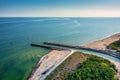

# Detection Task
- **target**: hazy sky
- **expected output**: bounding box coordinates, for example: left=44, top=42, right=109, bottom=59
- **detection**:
left=0, top=0, right=120, bottom=17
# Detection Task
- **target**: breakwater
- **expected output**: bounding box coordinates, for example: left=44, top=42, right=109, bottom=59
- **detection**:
left=43, top=42, right=120, bottom=59
left=31, top=43, right=67, bottom=50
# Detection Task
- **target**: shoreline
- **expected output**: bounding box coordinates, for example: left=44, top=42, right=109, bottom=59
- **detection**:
left=28, top=49, right=120, bottom=80
left=28, top=33, right=120, bottom=80
left=81, top=33, right=120, bottom=59
left=82, top=33, right=120, bottom=51
left=28, top=50, right=74, bottom=80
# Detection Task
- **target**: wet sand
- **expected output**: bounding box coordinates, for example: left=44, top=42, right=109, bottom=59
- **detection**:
left=28, top=50, right=73, bottom=80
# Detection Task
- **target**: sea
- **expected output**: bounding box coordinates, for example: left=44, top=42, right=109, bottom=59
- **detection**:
left=0, top=17, right=120, bottom=80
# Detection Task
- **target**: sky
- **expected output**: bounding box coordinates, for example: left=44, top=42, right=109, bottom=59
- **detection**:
left=0, top=0, right=120, bottom=17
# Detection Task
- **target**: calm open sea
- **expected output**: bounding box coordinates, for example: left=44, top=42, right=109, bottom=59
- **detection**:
left=0, top=17, right=120, bottom=80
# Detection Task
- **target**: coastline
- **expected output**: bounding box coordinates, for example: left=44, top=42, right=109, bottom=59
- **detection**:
left=28, top=33, right=120, bottom=80
left=28, top=50, right=120, bottom=80
left=28, top=50, right=74, bottom=80
left=82, top=33, right=120, bottom=50
left=81, top=33, right=120, bottom=59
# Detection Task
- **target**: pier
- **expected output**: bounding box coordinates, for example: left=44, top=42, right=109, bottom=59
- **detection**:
left=43, top=42, right=120, bottom=59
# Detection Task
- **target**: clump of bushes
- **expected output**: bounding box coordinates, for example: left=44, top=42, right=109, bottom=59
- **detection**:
left=65, top=56, right=117, bottom=80
left=109, top=40, right=120, bottom=52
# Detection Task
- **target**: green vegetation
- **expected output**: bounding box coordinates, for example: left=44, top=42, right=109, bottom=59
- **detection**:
left=65, top=56, right=117, bottom=80
left=45, top=52, right=89, bottom=80
left=45, top=52, right=117, bottom=80
left=109, top=40, right=120, bottom=52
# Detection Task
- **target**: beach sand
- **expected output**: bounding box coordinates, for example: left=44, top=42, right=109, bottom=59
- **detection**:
left=82, top=33, right=120, bottom=50
left=28, top=50, right=73, bottom=80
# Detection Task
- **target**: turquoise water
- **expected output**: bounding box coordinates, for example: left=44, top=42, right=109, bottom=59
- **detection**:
left=0, top=17, right=120, bottom=80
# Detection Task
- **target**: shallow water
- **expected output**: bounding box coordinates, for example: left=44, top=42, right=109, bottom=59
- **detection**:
left=0, top=17, right=120, bottom=80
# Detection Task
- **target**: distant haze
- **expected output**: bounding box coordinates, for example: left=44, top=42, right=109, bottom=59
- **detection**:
left=0, top=0, right=120, bottom=17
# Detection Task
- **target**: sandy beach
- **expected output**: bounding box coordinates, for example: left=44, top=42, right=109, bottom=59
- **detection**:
left=82, top=33, right=120, bottom=50
left=28, top=50, right=73, bottom=80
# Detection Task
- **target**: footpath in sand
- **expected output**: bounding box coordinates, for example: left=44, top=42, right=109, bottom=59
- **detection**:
left=28, top=50, right=73, bottom=80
